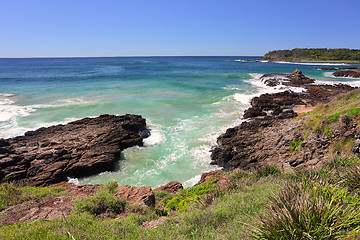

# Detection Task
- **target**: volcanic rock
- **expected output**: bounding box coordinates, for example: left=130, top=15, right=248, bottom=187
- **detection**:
left=0, top=114, right=148, bottom=186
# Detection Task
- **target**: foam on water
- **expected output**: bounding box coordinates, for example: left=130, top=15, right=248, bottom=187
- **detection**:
left=232, top=73, right=306, bottom=105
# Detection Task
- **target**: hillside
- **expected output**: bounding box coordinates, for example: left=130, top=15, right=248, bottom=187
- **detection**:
left=261, top=48, right=360, bottom=63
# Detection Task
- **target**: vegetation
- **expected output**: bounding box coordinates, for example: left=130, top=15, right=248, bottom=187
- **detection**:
left=0, top=183, right=65, bottom=211
left=74, top=182, right=126, bottom=216
left=2, top=91, right=360, bottom=239
left=262, top=48, right=360, bottom=62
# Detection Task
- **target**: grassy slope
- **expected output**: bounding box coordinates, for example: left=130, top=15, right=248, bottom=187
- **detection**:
left=2, top=90, right=360, bottom=239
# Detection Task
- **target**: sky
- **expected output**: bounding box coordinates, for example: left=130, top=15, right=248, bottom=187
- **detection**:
left=0, top=0, right=359, bottom=57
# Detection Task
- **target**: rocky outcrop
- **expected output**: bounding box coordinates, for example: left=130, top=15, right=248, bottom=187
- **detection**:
left=0, top=114, right=149, bottom=186
left=154, top=181, right=183, bottom=193
left=260, top=69, right=314, bottom=87
left=115, top=185, right=155, bottom=207
left=333, top=69, right=360, bottom=78
left=211, top=70, right=358, bottom=171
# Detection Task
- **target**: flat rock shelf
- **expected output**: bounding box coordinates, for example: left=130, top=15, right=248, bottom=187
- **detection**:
left=0, top=114, right=148, bottom=186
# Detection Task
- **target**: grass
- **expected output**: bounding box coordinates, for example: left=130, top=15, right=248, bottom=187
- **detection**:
left=0, top=183, right=66, bottom=211
left=1, top=162, right=360, bottom=239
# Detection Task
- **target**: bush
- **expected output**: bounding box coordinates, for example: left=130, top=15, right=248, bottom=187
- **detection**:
left=75, top=182, right=125, bottom=216
left=253, top=181, right=360, bottom=239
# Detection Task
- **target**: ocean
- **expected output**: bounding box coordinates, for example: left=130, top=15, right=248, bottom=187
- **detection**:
left=1, top=56, right=359, bottom=188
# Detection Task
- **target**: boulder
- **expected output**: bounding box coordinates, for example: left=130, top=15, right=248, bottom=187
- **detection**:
left=154, top=181, right=183, bottom=193
left=115, top=185, right=155, bottom=207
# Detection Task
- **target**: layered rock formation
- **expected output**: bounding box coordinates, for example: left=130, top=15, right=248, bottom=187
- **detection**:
left=0, top=114, right=149, bottom=186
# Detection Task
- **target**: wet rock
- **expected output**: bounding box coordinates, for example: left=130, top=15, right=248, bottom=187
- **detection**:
left=333, top=69, right=360, bottom=78
left=0, top=114, right=148, bottom=186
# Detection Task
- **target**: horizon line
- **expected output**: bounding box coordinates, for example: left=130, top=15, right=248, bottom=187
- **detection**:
left=0, top=55, right=263, bottom=59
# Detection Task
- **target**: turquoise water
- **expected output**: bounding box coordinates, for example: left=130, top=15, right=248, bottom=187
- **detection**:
left=1, top=57, right=359, bottom=188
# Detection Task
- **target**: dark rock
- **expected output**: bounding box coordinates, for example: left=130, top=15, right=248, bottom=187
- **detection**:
left=0, top=114, right=148, bottom=186
left=210, top=69, right=358, bottom=171
left=319, top=67, right=338, bottom=70
left=251, top=91, right=304, bottom=111
left=333, top=69, right=360, bottom=78
left=260, top=69, right=314, bottom=87
left=0, top=139, right=10, bottom=147
left=243, top=107, right=266, bottom=119
left=286, top=69, right=315, bottom=85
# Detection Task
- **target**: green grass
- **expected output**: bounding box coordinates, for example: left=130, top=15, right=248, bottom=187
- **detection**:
left=0, top=183, right=66, bottom=211
left=160, top=178, right=219, bottom=212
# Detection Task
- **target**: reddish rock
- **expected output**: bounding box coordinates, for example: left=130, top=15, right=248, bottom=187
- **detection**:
left=154, top=181, right=183, bottom=193
left=115, top=185, right=155, bottom=207
left=0, top=114, right=148, bottom=186
left=0, top=196, right=74, bottom=225
left=198, top=170, right=229, bottom=185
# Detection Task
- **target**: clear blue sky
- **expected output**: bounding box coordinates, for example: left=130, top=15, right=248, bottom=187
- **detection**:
left=0, top=0, right=359, bottom=57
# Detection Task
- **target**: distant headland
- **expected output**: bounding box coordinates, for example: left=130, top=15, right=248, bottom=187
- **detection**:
left=260, top=48, right=360, bottom=64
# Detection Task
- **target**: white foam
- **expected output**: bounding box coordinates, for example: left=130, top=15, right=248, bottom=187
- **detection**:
left=183, top=174, right=202, bottom=188
left=232, top=73, right=306, bottom=105
left=31, top=97, right=95, bottom=109
left=222, top=85, right=244, bottom=91
left=0, top=93, right=16, bottom=105
left=67, top=177, right=79, bottom=185
left=143, top=121, right=165, bottom=146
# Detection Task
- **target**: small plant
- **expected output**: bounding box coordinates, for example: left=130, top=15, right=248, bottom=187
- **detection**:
left=75, top=182, right=125, bottom=216
left=255, top=165, right=280, bottom=178
left=342, top=166, right=360, bottom=193
left=290, top=137, right=303, bottom=151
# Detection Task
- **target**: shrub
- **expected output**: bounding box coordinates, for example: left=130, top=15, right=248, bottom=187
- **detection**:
left=75, top=182, right=125, bottom=216
left=160, top=178, right=218, bottom=212
left=253, top=181, right=360, bottom=239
